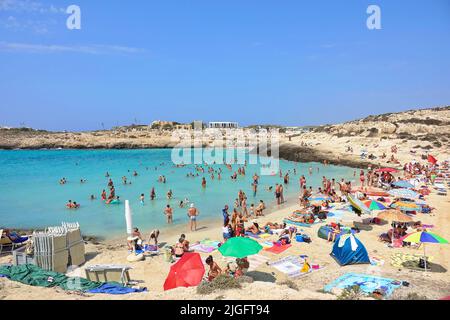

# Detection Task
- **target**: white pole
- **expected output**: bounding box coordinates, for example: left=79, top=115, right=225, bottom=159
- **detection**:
left=125, top=200, right=133, bottom=236
left=423, top=243, right=427, bottom=272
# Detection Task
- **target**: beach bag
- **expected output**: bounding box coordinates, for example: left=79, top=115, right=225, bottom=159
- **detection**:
left=301, top=234, right=311, bottom=243
left=295, top=234, right=304, bottom=242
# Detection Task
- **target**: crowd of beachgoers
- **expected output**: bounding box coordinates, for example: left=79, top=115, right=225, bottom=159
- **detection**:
left=1, top=142, right=449, bottom=300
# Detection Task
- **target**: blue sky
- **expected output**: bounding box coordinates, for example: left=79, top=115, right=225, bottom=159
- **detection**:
left=0, top=0, right=449, bottom=131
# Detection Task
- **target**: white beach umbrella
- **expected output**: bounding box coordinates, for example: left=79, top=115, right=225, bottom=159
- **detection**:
left=125, top=200, right=133, bottom=236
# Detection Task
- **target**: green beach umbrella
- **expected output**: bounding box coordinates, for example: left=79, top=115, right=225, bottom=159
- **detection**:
left=218, top=237, right=263, bottom=258
left=401, top=231, right=448, bottom=271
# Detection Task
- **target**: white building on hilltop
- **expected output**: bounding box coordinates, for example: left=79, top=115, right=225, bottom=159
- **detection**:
left=208, top=122, right=239, bottom=129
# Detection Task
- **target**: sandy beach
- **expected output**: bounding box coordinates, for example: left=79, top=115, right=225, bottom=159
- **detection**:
left=1, top=147, right=449, bottom=300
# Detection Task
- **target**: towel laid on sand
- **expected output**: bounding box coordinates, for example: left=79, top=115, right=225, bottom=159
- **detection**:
left=269, top=255, right=324, bottom=278
left=191, top=239, right=221, bottom=253
left=264, top=244, right=292, bottom=254
left=324, top=273, right=402, bottom=297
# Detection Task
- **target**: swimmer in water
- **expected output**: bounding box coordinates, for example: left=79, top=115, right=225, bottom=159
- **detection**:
left=150, top=187, right=156, bottom=200
left=164, top=205, right=173, bottom=224
left=140, top=193, right=145, bottom=205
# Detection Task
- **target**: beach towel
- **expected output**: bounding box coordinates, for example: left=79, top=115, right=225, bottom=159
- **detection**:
left=324, top=273, right=402, bottom=297
left=259, top=233, right=272, bottom=239
left=223, top=254, right=270, bottom=272
left=190, top=243, right=217, bottom=253
left=87, top=283, right=146, bottom=294
left=264, top=244, right=291, bottom=254
left=245, top=232, right=261, bottom=239
left=190, top=240, right=221, bottom=253
left=260, top=241, right=274, bottom=249
left=283, top=218, right=322, bottom=228
left=369, top=256, right=385, bottom=266
left=390, top=253, right=434, bottom=270
left=268, top=255, right=324, bottom=278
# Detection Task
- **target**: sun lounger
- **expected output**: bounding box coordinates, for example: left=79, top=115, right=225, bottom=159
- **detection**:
left=85, top=264, right=132, bottom=285
left=0, top=229, right=30, bottom=255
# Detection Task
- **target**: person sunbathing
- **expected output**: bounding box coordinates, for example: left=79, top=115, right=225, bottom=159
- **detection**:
left=205, top=255, right=222, bottom=282
left=246, top=221, right=260, bottom=235
left=4, top=229, right=29, bottom=244
left=263, top=222, right=283, bottom=230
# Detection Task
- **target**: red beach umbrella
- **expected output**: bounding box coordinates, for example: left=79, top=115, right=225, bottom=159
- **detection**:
left=163, top=252, right=205, bottom=291
left=427, top=155, right=437, bottom=165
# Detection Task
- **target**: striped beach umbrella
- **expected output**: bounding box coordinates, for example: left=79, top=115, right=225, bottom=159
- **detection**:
left=390, top=201, right=420, bottom=212
left=388, top=188, right=420, bottom=200
left=363, top=200, right=386, bottom=211
left=401, top=231, right=448, bottom=271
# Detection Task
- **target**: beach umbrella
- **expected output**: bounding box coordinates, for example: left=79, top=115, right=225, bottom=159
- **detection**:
left=400, top=231, right=448, bottom=271
left=392, top=180, right=414, bottom=189
left=363, top=200, right=386, bottom=211
left=388, top=188, right=420, bottom=200
left=427, top=155, right=437, bottom=165
left=125, top=200, right=133, bottom=236
left=163, top=252, right=205, bottom=291
left=218, top=237, right=262, bottom=258
left=377, top=209, right=413, bottom=247
left=375, top=168, right=398, bottom=173
left=390, top=201, right=421, bottom=212
left=377, top=209, right=413, bottom=223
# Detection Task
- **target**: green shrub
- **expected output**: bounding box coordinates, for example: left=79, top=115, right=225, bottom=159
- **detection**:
left=337, top=285, right=365, bottom=300
left=196, top=275, right=241, bottom=295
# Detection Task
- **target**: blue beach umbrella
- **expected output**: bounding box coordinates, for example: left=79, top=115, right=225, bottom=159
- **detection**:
left=392, top=180, right=414, bottom=189
left=388, top=188, right=420, bottom=200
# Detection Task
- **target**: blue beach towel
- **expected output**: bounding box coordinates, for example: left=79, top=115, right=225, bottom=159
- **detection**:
left=87, top=283, right=147, bottom=295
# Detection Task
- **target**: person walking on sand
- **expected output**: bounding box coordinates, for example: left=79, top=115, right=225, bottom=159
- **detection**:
left=187, top=203, right=199, bottom=231
left=164, top=204, right=173, bottom=224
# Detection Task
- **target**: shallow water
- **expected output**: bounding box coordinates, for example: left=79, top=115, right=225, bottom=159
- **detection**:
left=0, top=149, right=356, bottom=238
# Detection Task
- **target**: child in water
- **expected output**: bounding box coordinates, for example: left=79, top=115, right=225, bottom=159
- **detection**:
left=140, top=193, right=145, bottom=205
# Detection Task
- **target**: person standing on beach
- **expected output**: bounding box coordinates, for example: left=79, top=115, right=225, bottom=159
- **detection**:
left=164, top=205, right=173, bottom=224
left=275, top=184, right=281, bottom=205
left=222, top=205, right=230, bottom=224
left=359, top=170, right=365, bottom=188
left=242, top=197, right=248, bottom=217
left=187, top=203, right=199, bottom=231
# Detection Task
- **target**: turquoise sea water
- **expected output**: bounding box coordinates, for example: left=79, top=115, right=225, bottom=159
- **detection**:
left=0, top=149, right=356, bottom=238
